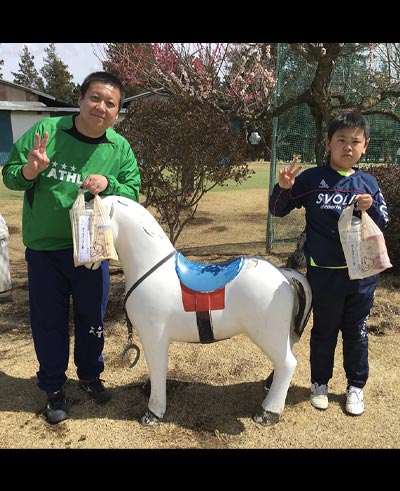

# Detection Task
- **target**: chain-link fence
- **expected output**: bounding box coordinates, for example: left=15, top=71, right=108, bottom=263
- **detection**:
left=269, top=44, right=400, bottom=250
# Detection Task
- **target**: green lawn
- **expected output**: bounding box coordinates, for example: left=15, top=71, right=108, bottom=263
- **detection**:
left=0, top=162, right=273, bottom=200
left=211, top=161, right=316, bottom=192
left=211, top=162, right=270, bottom=192
left=0, top=178, right=23, bottom=201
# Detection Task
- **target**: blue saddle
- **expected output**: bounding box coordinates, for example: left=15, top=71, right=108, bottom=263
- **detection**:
left=175, top=252, right=244, bottom=292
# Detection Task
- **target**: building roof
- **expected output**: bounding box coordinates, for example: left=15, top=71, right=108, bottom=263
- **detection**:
left=0, top=79, right=76, bottom=107
left=123, top=88, right=170, bottom=106
left=0, top=79, right=126, bottom=115
left=0, top=100, right=78, bottom=112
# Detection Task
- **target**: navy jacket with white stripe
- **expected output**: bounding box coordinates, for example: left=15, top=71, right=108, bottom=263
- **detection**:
left=269, top=164, right=389, bottom=268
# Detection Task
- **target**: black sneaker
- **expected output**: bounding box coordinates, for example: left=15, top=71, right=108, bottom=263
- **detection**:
left=79, top=378, right=111, bottom=404
left=46, top=389, right=68, bottom=424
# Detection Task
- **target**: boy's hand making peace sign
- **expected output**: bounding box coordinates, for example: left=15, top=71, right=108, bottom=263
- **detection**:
left=278, top=156, right=303, bottom=190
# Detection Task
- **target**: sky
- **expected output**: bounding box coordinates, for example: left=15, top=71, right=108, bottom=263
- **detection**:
left=0, top=43, right=107, bottom=85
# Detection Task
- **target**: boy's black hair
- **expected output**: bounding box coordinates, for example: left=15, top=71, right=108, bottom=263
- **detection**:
left=80, top=71, right=125, bottom=111
left=327, top=111, right=370, bottom=141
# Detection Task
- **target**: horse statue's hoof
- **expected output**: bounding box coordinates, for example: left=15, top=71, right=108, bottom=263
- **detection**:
left=141, top=409, right=162, bottom=426
left=252, top=410, right=280, bottom=426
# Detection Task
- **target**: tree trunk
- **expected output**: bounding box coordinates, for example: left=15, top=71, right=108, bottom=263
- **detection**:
left=285, top=230, right=306, bottom=270
left=286, top=44, right=343, bottom=268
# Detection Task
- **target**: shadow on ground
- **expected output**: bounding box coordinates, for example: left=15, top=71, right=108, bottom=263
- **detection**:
left=0, top=370, right=339, bottom=435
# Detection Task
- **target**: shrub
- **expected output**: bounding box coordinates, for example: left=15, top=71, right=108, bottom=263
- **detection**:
left=116, top=95, right=250, bottom=244
left=363, top=164, right=400, bottom=274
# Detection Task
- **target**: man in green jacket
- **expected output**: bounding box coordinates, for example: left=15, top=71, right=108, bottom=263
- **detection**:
left=2, top=71, right=141, bottom=424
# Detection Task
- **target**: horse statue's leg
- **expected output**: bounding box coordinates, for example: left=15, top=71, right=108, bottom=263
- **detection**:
left=253, top=350, right=297, bottom=426
left=139, top=330, right=170, bottom=426
left=245, top=307, right=297, bottom=426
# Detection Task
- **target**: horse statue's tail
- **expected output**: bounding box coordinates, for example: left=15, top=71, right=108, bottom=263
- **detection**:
left=263, top=267, right=312, bottom=394
left=280, top=268, right=312, bottom=346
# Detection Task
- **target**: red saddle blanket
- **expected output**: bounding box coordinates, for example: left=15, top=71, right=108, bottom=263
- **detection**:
left=180, top=282, right=225, bottom=312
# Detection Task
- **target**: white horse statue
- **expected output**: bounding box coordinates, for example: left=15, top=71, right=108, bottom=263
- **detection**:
left=101, top=195, right=312, bottom=426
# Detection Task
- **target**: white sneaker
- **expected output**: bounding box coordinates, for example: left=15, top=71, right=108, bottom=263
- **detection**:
left=310, top=382, right=328, bottom=410
left=346, top=386, right=364, bottom=415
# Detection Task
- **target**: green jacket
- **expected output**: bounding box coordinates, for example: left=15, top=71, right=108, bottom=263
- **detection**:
left=2, top=115, right=141, bottom=250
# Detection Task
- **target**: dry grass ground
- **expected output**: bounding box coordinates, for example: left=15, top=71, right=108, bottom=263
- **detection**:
left=1, top=163, right=399, bottom=452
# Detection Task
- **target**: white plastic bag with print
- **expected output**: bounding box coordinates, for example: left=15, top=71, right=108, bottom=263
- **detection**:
left=70, top=191, right=118, bottom=269
left=338, top=203, right=392, bottom=279
left=0, top=213, right=12, bottom=294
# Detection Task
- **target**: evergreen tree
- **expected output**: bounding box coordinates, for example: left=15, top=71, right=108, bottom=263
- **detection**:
left=71, top=83, right=81, bottom=105
left=40, top=43, right=77, bottom=104
left=11, top=45, right=44, bottom=91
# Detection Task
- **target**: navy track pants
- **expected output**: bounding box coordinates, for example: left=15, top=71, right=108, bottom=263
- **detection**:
left=306, top=266, right=378, bottom=389
left=25, top=248, right=110, bottom=393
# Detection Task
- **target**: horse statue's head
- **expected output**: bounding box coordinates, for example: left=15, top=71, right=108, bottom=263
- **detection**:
left=96, top=196, right=174, bottom=275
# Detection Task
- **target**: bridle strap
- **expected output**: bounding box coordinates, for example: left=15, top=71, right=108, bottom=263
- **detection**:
left=121, top=250, right=176, bottom=369
left=124, top=250, right=176, bottom=312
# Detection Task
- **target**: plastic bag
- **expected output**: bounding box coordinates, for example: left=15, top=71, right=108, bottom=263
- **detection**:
left=338, top=203, right=392, bottom=279
left=0, top=213, right=12, bottom=294
left=70, top=191, right=118, bottom=268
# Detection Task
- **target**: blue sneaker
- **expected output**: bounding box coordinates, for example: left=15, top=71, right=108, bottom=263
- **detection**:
left=79, top=378, right=111, bottom=404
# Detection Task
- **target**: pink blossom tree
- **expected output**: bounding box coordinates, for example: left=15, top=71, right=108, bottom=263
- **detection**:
left=99, top=42, right=400, bottom=164
left=100, top=43, right=277, bottom=159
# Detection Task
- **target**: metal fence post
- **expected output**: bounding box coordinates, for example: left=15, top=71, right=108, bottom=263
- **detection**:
left=266, top=42, right=281, bottom=253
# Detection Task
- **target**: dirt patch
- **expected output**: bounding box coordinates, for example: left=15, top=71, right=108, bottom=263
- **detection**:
left=1, top=186, right=400, bottom=450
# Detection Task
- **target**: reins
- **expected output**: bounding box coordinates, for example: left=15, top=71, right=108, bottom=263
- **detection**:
left=120, top=250, right=176, bottom=368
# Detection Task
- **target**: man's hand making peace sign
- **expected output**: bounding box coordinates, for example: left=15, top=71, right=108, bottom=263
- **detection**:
left=23, top=132, right=50, bottom=180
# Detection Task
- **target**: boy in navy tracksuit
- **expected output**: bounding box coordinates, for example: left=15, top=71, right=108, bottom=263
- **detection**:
left=269, top=112, right=389, bottom=415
